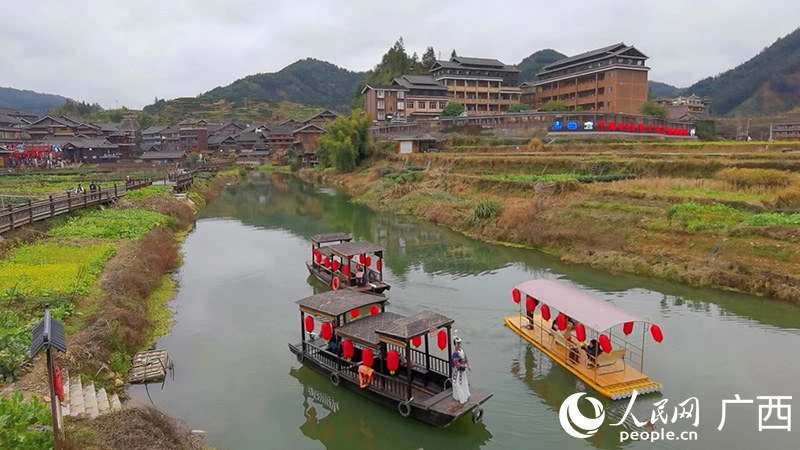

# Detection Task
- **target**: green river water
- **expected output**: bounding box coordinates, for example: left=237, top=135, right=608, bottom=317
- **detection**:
left=129, top=173, right=800, bottom=449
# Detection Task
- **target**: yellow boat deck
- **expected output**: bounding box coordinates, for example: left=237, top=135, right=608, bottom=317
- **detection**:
left=504, top=314, right=661, bottom=399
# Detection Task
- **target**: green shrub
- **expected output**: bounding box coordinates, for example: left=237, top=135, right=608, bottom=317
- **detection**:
left=466, top=198, right=503, bottom=227
left=0, top=312, right=30, bottom=382
left=0, top=390, right=53, bottom=449
left=123, top=185, right=171, bottom=200
left=744, top=213, right=800, bottom=227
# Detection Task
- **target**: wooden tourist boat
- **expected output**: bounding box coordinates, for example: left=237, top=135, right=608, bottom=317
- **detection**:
left=288, top=290, right=492, bottom=427
left=306, top=233, right=390, bottom=295
left=504, top=280, right=663, bottom=400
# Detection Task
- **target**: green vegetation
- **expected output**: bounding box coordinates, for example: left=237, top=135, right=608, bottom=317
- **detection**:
left=517, top=49, right=567, bottom=83
left=198, top=58, right=365, bottom=111
left=507, top=104, right=530, bottom=113
left=466, top=198, right=503, bottom=227
left=317, top=110, right=372, bottom=172
left=0, top=311, right=30, bottom=381
left=648, top=81, right=681, bottom=98
left=541, top=100, right=569, bottom=111
left=640, top=101, right=668, bottom=119
left=0, top=86, right=66, bottom=115
left=482, top=173, right=636, bottom=184
left=0, top=391, right=53, bottom=449
left=0, top=243, right=116, bottom=300
left=144, top=275, right=176, bottom=346
left=144, top=97, right=321, bottom=124
left=50, top=208, right=177, bottom=239
left=441, top=102, right=465, bottom=117
left=685, top=27, right=800, bottom=115
left=666, top=201, right=743, bottom=231
left=745, top=212, right=800, bottom=227
left=122, top=185, right=172, bottom=200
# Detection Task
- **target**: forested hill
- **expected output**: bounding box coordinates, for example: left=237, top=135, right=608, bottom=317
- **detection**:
left=648, top=81, right=681, bottom=98
left=199, top=58, right=366, bottom=111
left=0, top=87, right=67, bottom=114
left=683, top=27, right=800, bottom=116
left=517, top=49, right=567, bottom=83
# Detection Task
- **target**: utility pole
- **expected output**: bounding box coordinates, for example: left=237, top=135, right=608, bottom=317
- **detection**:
left=769, top=122, right=774, bottom=141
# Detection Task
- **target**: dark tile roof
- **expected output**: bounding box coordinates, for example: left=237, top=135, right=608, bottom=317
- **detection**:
left=142, top=125, right=169, bottom=135
left=91, top=122, right=120, bottom=132
left=311, top=232, right=352, bottom=244
left=208, top=134, right=237, bottom=145
left=376, top=310, right=454, bottom=341
left=296, top=290, right=388, bottom=317
left=293, top=124, right=326, bottom=134
left=452, top=56, right=505, bottom=67
left=539, top=43, right=648, bottom=76
left=336, top=312, right=406, bottom=348
left=264, top=124, right=295, bottom=135
left=140, top=150, right=186, bottom=160
left=433, top=57, right=519, bottom=73
left=302, top=109, right=339, bottom=123
left=392, top=75, right=449, bottom=91
left=327, top=241, right=383, bottom=257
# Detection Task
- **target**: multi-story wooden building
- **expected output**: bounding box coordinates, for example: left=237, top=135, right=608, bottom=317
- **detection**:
left=362, top=84, right=409, bottom=123
left=392, top=75, right=450, bottom=121
left=772, top=122, right=800, bottom=141
left=521, top=43, right=649, bottom=114
left=430, top=56, right=521, bottom=114
left=178, top=119, right=209, bottom=152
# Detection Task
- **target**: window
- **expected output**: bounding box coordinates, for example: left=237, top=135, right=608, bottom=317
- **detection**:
left=608, top=87, right=612, bottom=93
left=440, top=101, right=447, bottom=109
left=607, top=101, right=612, bottom=106
left=429, top=101, right=437, bottom=109
left=407, top=101, right=414, bottom=109
left=377, top=100, right=385, bottom=110
left=418, top=102, right=425, bottom=109
left=397, top=91, right=405, bottom=99
left=377, top=112, right=385, bottom=120
left=377, top=90, right=385, bottom=98
left=397, top=101, right=404, bottom=110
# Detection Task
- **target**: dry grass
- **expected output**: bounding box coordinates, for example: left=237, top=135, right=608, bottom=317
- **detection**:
left=67, top=228, right=178, bottom=374
left=716, top=167, right=794, bottom=188
left=63, top=406, right=204, bottom=450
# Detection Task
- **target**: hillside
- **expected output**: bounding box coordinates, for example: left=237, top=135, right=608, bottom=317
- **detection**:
left=684, top=27, right=800, bottom=116
left=0, top=86, right=67, bottom=114
left=648, top=81, right=681, bottom=98
left=517, top=49, right=567, bottom=83
left=144, top=97, right=322, bottom=124
left=200, top=58, right=365, bottom=111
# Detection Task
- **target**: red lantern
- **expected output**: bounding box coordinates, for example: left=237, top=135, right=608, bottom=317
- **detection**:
left=323, top=257, right=330, bottom=268
left=651, top=324, right=664, bottom=343
left=411, top=336, right=422, bottom=348
left=351, top=308, right=359, bottom=319
left=359, top=254, right=365, bottom=264
left=575, top=323, right=586, bottom=343
left=362, top=348, right=374, bottom=367
left=321, top=322, right=332, bottom=341
left=525, top=295, right=535, bottom=313
left=365, top=256, right=371, bottom=267
left=332, top=260, right=340, bottom=272
left=623, top=322, right=634, bottom=336
left=609, top=122, right=616, bottom=131
left=512, top=288, right=521, bottom=304
left=599, top=334, right=612, bottom=353
left=342, top=340, right=354, bottom=360
left=648, top=124, right=654, bottom=133
left=617, top=122, right=623, bottom=132
left=557, top=313, right=567, bottom=331
left=598, top=120, right=605, bottom=131
left=638, top=124, right=644, bottom=133
left=541, top=304, right=551, bottom=321
left=315, top=253, right=322, bottom=264
left=304, top=316, right=314, bottom=332
left=387, top=350, right=399, bottom=374
left=369, top=304, right=379, bottom=315
left=376, top=260, right=381, bottom=272
left=437, top=330, right=447, bottom=350
left=343, top=264, right=350, bottom=276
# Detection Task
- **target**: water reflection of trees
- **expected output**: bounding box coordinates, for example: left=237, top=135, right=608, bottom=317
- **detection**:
left=204, top=173, right=800, bottom=330
left=290, top=367, right=491, bottom=449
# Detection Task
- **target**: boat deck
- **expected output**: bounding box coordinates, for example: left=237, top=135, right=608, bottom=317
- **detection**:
left=423, top=388, right=493, bottom=416
left=504, top=314, right=661, bottom=399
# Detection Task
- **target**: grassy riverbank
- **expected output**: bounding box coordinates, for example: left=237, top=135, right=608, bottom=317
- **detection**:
left=298, top=142, right=800, bottom=303
left=0, top=167, right=238, bottom=449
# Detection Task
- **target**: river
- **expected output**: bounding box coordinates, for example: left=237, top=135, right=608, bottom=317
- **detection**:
left=129, top=173, right=800, bottom=449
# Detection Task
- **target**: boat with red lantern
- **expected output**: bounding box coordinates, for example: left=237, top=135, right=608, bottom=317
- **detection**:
left=289, top=290, right=492, bottom=427
left=504, top=280, right=663, bottom=400
left=307, top=233, right=391, bottom=295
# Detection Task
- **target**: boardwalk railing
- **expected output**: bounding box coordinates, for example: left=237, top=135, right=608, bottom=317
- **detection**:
left=0, top=180, right=151, bottom=234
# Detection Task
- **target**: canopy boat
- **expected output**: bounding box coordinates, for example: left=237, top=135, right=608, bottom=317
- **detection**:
left=288, top=290, right=492, bottom=427
left=306, top=233, right=391, bottom=295
left=504, top=280, right=663, bottom=400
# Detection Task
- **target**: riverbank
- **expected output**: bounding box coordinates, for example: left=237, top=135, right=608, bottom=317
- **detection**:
left=298, top=144, right=800, bottom=303
left=0, top=167, right=239, bottom=449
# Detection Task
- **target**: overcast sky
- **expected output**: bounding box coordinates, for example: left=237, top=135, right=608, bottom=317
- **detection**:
left=2, top=0, right=799, bottom=109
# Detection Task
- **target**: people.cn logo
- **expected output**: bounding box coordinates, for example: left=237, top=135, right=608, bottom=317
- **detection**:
left=559, top=392, right=606, bottom=439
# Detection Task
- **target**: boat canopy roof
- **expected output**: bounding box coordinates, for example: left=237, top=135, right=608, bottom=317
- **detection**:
left=296, top=290, right=387, bottom=318
left=335, top=312, right=405, bottom=348
left=310, top=232, right=352, bottom=245
left=515, top=279, right=650, bottom=332
left=327, top=241, right=384, bottom=257
left=377, top=310, right=454, bottom=342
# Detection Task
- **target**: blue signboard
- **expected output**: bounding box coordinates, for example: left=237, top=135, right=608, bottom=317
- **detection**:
left=552, top=120, right=562, bottom=131
left=567, top=121, right=579, bottom=130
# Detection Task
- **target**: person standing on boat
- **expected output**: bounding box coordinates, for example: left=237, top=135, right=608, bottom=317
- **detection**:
left=451, top=337, right=471, bottom=404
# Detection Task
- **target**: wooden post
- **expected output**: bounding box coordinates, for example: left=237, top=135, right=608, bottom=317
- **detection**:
left=300, top=312, right=305, bottom=355
left=447, top=326, right=453, bottom=380
left=8, top=204, right=14, bottom=229
left=424, top=334, right=430, bottom=372
left=83, top=191, right=87, bottom=207
left=27, top=199, right=33, bottom=224
left=405, top=342, right=412, bottom=399
left=49, top=195, right=55, bottom=217
left=114, top=183, right=118, bottom=198
left=46, top=347, right=62, bottom=448
left=66, top=191, right=71, bottom=212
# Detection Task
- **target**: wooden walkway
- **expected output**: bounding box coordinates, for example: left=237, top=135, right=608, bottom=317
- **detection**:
left=505, top=314, right=661, bottom=399
left=0, top=180, right=151, bottom=234
left=129, top=348, right=169, bottom=384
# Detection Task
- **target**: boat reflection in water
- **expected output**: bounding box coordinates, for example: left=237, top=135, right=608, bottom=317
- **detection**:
left=291, top=367, right=492, bottom=450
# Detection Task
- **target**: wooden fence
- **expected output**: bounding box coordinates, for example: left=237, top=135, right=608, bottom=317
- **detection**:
left=0, top=180, right=151, bottom=234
